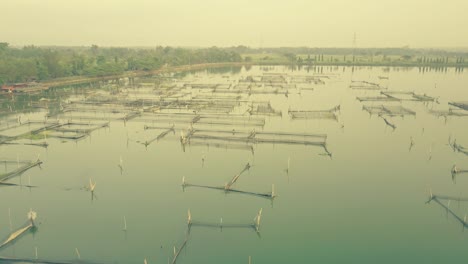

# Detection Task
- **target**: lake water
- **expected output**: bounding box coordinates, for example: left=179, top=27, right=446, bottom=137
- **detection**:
left=1, top=65, right=468, bottom=264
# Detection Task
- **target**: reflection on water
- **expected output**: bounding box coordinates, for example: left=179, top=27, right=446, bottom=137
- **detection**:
left=1, top=66, right=468, bottom=263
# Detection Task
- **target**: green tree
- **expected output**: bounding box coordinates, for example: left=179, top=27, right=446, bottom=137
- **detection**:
left=36, top=60, right=49, bottom=80
left=91, top=45, right=99, bottom=55
left=43, top=50, right=62, bottom=78
left=0, top=42, right=9, bottom=52
left=97, top=55, right=106, bottom=65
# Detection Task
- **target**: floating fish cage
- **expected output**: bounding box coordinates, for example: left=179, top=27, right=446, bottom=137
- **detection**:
left=0, top=121, right=60, bottom=139
left=188, top=212, right=262, bottom=232
left=190, top=98, right=241, bottom=107
left=381, top=91, right=437, bottom=102
left=428, top=108, right=468, bottom=118
left=183, top=163, right=274, bottom=200
left=63, top=106, right=137, bottom=116
left=186, top=208, right=264, bottom=236
left=46, top=131, right=88, bottom=141
left=135, top=99, right=240, bottom=113
left=357, top=91, right=437, bottom=103
left=136, top=113, right=265, bottom=128
left=185, top=127, right=327, bottom=148
left=192, top=94, right=245, bottom=101
left=0, top=139, right=48, bottom=148
left=288, top=105, right=340, bottom=120
left=0, top=256, right=79, bottom=264
left=121, top=88, right=186, bottom=97
left=264, top=83, right=296, bottom=89
left=357, top=94, right=400, bottom=102
left=0, top=159, right=42, bottom=183
left=0, top=117, right=20, bottom=129
left=248, top=102, right=282, bottom=117
left=76, top=94, right=117, bottom=104
left=233, top=83, right=252, bottom=89
left=449, top=101, right=468, bottom=111
left=188, top=220, right=256, bottom=230
left=195, top=117, right=265, bottom=127
left=34, top=121, right=110, bottom=141
left=190, top=83, right=223, bottom=89
left=187, top=139, right=255, bottom=153
left=51, top=122, right=109, bottom=134
left=290, top=75, right=326, bottom=84
left=62, top=103, right=139, bottom=113
left=261, top=75, right=287, bottom=83
left=62, top=108, right=139, bottom=120
left=134, top=127, right=176, bottom=147
left=0, top=120, right=110, bottom=142
left=125, top=89, right=191, bottom=100
left=291, top=74, right=328, bottom=85
left=210, top=87, right=289, bottom=96
left=362, top=105, right=416, bottom=117
left=349, top=80, right=383, bottom=90
left=57, top=110, right=139, bottom=122
left=288, top=111, right=337, bottom=120
left=427, top=194, right=468, bottom=229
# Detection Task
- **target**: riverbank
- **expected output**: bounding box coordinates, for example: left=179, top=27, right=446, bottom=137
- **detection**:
left=41, top=62, right=250, bottom=89
left=11, top=58, right=467, bottom=91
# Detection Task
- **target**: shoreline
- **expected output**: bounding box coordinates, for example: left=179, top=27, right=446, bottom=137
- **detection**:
left=41, top=62, right=251, bottom=89
left=5, top=61, right=466, bottom=92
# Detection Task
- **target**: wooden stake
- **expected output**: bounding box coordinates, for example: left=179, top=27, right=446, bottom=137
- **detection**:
left=75, top=248, right=81, bottom=260
left=8, top=208, right=12, bottom=232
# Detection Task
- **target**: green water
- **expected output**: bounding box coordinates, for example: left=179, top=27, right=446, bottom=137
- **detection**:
left=1, top=66, right=468, bottom=264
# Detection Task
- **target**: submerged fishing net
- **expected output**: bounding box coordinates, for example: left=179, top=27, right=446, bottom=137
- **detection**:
left=248, top=102, right=282, bottom=116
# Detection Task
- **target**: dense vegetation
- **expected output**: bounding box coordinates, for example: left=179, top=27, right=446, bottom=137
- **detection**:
left=0, top=43, right=242, bottom=85
left=1, top=43, right=468, bottom=86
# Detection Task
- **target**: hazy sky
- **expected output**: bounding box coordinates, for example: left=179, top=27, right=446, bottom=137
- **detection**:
left=1, top=0, right=467, bottom=48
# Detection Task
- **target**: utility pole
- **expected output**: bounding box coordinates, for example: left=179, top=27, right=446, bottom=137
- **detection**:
left=351, top=32, right=357, bottom=75
left=352, top=32, right=357, bottom=63
left=259, top=33, right=264, bottom=52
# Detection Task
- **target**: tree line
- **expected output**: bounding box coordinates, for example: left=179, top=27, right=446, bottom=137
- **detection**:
left=0, top=43, right=242, bottom=85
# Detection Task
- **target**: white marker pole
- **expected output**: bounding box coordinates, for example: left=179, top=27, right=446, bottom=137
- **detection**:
left=75, top=248, right=81, bottom=260
left=8, top=208, right=12, bottom=232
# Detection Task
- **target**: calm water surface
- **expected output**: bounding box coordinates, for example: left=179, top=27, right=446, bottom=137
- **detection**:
left=1, top=66, right=468, bottom=263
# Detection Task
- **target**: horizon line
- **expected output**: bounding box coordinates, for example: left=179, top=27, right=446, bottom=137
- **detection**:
left=5, top=43, right=468, bottom=51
